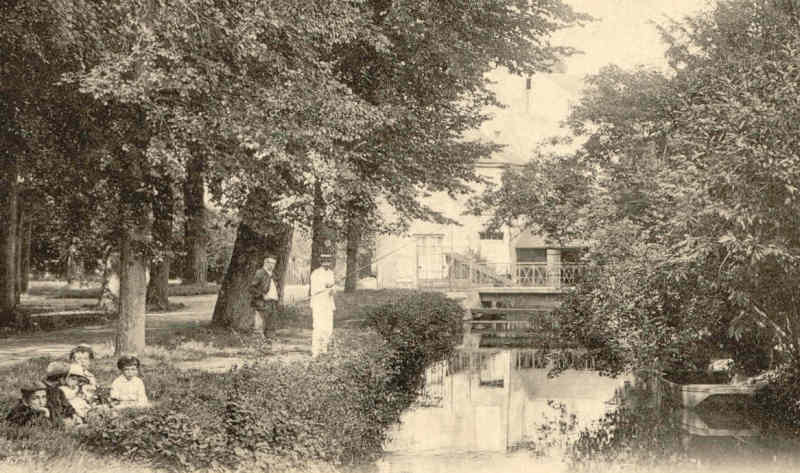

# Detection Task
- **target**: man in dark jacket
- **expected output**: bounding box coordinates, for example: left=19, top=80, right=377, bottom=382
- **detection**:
left=250, top=256, right=278, bottom=339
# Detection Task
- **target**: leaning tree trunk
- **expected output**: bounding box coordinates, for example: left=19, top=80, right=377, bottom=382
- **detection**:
left=211, top=222, right=269, bottom=331
left=115, top=149, right=152, bottom=356
left=183, top=152, right=207, bottom=285
left=344, top=214, right=361, bottom=293
left=272, top=225, right=294, bottom=304
left=146, top=175, right=174, bottom=311
left=0, top=153, right=19, bottom=326
left=212, top=190, right=288, bottom=331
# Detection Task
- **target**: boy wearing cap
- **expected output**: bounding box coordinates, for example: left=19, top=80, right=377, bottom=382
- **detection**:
left=6, top=381, right=50, bottom=426
left=310, top=254, right=336, bottom=358
left=250, top=256, right=278, bottom=339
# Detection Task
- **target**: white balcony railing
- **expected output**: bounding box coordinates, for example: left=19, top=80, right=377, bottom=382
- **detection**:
left=417, top=259, right=585, bottom=289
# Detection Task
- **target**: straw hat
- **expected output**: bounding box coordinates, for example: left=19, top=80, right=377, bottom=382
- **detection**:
left=66, top=363, right=90, bottom=384
left=45, top=361, right=72, bottom=380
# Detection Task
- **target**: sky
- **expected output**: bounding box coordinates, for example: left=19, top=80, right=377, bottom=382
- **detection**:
left=478, top=0, right=716, bottom=164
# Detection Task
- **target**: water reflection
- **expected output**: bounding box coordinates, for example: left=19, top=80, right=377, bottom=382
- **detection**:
left=377, top=349, right=800, bottom=473
left=379, top=349, right=626, bottom=472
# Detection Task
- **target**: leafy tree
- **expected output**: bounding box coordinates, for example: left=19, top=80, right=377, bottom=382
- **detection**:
left=0, top=0, right=95, bottom=326
left=475, top=0, right=800, bottom=377
left=315, top=0, right=592, bottom=290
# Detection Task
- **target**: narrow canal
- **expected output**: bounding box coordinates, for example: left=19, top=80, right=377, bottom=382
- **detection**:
left=374, top=349, right=800, bottom=473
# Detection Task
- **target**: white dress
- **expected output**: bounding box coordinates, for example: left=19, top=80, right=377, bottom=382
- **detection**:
left=60, top=386, right=91, bottom=420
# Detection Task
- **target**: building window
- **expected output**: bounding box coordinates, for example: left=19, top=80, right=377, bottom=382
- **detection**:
left=516, top=248, right=546, bottom=263
left=479, top=231, right=503, bottom=241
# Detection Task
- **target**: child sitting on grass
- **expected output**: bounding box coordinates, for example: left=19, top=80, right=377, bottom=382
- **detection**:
left=43, top=361, right=80, bottom=427
left=57, top=363, right=94, bottom=424
left=110, top=354, right=150, bottom=409
left=5, top=381, right=50, bottom=426
left=68, top=343, right=98, bottom=402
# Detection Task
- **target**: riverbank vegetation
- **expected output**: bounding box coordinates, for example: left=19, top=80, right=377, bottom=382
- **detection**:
left=0, top=291, right=464, bottom=472
left=471, top=0, right=800, bottom=435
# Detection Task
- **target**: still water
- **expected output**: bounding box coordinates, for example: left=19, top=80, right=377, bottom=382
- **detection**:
left=375, top=349, right=800, bottom=473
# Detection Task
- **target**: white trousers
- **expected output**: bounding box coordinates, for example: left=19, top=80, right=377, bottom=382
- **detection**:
left=311, top=307, right=334, bottom=358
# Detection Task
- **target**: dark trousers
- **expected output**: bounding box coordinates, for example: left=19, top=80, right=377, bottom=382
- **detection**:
left=253, top=299, right=278, bottom=337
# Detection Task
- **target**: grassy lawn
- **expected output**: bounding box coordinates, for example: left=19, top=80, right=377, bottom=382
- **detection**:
left=0, top=328, right=315, bottom=473
left=0, top=288, right=460, bottom=473
left=0, top=322, right=326, bottom=473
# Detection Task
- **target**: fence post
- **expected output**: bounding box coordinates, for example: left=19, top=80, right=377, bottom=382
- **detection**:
left=546, top=249, right=562, bottom=288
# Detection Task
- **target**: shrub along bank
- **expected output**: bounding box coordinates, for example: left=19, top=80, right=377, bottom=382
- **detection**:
left=1, top=291, right=465, bottom=472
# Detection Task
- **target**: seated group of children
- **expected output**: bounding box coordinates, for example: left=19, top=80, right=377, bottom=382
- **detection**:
left=6, top=344, right=150, bottom=428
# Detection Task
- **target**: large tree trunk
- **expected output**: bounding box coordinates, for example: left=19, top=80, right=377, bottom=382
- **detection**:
left=310, top=181, right=326, bottom=273
left=309, top=181, right=337, bottom=286
left=183, top=152, right=207, bottom=285
left=0, top=154, right=19, bottom=326
left=20, top=211, right=31, bottom=293
left=15, top=200, right=24, bottom=303
left=211, top=222, right=269, bottom=331
left=344, top=214, right=361, bottom=293
left=273, top=225, right=294, bottom=304
left=115, top=150, right=151, bottom=356
left=212, top=191, right=286, bottom=330
left=146, top=254, right=171, bottom=310
left=146, top=175, right=174, bottom=311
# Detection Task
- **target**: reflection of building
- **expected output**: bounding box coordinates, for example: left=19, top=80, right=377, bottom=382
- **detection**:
left=384, top=349, right=628, bottom=457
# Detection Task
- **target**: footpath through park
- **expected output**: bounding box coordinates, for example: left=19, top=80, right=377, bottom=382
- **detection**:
left=0, top=293, right=313, bottom=369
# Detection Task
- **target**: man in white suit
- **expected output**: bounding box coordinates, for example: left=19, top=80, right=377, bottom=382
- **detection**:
left=310, top=254, right=336, bottom=357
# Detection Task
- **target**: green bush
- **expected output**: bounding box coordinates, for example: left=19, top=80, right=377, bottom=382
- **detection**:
left=80, top=332, right=417, bottom=471
left=753, top=364, right=800, bottom=437
left=360, top=291, right=464, bottom=394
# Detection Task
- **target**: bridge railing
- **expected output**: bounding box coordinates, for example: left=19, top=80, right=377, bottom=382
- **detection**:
left=419, top=260, right=586, bottom=289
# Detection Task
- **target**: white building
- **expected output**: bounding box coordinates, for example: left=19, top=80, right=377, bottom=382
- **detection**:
left=374, top=70, right=585, bottom=294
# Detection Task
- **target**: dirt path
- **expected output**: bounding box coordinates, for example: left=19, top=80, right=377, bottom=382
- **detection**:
left=0, top=294, right=313, bottom=369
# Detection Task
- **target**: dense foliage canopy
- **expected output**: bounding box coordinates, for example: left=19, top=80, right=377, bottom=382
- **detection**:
left=473, top=0, right=800, bottom=377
